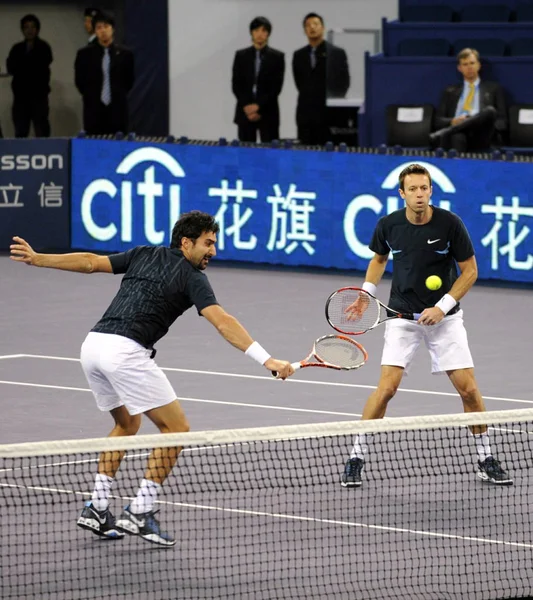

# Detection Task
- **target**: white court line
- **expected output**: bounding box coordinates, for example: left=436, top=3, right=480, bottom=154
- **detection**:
left=2, top=376, right=532, bottom=441
left=0, top=380, right=362, bottom=417
left=0, top=354, right=25, bottom=360
left=1, top=480, right=532, bottom=550
left=11, top=353, right=533, bottom=405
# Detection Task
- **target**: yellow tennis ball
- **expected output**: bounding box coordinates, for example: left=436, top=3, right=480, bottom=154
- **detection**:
left=425, top=275, right=442, bottom=291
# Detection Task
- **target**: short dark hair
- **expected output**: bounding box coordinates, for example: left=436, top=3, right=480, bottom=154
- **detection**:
left=250, top=16, right=272, bottom=35
left=21, top=14, right=40, bottom=31
left=303, top=12, right=324, bottom=27
left=84, top=7, right=100, bottom=18
left=171, top=211, right=220, bottom=249
left=399, top=164, right=432, bottom=190
left=92, top=11, right=115, bottom=29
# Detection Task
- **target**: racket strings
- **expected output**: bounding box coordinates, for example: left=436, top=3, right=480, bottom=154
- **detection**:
left=314, top=337, right=366, bottom=369
left=328, top=291, right=380, bottom=332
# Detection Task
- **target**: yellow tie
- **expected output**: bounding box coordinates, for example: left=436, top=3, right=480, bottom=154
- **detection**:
left=462, top=83, right=475, bottom=113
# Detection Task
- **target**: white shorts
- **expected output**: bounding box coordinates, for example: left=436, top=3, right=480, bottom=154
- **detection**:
left=80, top=332, right=177, bottom=415
left=381, top=309, right=474, bottom=375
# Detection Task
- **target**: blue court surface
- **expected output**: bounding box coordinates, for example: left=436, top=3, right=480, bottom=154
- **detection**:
left=1, top=255, right=532, bottom=599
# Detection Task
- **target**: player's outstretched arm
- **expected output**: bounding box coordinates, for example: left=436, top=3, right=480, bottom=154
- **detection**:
left=10, top=236, right=113, bottom=274
left=201, top=304, right=294, bottom=379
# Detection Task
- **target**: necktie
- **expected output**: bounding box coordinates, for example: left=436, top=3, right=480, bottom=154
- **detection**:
left=101, top=48, right=111, bottom=106
left=310, top=47, right=316, bottom=69
left=462, top=83, right=475, bottom=113
left=253, top=50, right=261, bottom=96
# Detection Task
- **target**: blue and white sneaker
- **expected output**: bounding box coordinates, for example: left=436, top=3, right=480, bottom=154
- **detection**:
left=341, top=457, right=364, bottom=487
left=115, top=505, right=176, bottom=547
left=477, top=456, right=513, bottom=485
left=77, top=501, right=125, bottom=539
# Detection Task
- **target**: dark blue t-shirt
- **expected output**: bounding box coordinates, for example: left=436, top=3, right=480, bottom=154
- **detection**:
left=91, top=246, right=218, bottom=348
left=370, top=207, right=475, bottom=314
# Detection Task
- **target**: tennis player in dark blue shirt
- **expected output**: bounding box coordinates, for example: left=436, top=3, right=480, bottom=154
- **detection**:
left=10, top=211, right=294, bottom=546
left=340, top=164, right=512, bottom=488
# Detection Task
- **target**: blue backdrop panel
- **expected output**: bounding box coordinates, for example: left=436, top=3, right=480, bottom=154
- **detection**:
left=399, top=0, right=530, bottom=19
left=383, top=21, right=533, bottom=56
left=70, top=139, right=533, bottom=283
left=360, top=54, right=533, bottom=147
left=0, top=139, right=70, bottom=250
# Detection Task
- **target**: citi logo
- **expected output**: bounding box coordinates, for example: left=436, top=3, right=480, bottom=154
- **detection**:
left=0, top=154, right=64, bottom=171
left=81, top=147, right=185, bottom=245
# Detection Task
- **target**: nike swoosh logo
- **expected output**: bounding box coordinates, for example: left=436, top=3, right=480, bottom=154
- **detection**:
left=427, top=239, right=441, bottom=244
left=89, top=508, right=108, bottom=525
left=127, top=512, right=146, bottom=527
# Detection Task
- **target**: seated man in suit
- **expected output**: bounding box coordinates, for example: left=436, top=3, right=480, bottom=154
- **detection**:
left=431, top=48, right=507, bottom=152
left=232, top=17, right=285, bottom=143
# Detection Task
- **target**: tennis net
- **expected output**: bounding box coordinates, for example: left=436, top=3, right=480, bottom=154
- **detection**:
left=2, top=408, right=533, bottom=600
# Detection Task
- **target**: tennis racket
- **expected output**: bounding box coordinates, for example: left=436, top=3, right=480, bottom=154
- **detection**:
left=272, top=334, right=368, bottom=377
left=325, top=287, right=421, bottom=335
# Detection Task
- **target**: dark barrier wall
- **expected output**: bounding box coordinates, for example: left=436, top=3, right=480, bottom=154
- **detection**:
left=360, top=53, right=533, bottom=147
left=0, top=139, right=70, bottom=250
left=70, top=139, right=533, bottom=283
left=124, top=0, right=169, bottom=136
left=383, top=21, right=533, bottom=56
left=399, top=0, right=528, bottom=18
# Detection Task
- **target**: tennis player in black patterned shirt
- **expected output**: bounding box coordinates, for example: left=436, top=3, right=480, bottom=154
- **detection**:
left=10, top=211, right=294, bottom=546
left=341, top=163, right=512, bottom=488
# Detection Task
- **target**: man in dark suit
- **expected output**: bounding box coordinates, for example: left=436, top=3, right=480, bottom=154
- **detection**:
left=232, top=17, right=285, bottom=143
left=431, top=48, right=507, bottom=152
left=292, top=13, right=350, bottom=145
left=84, top=7, right=100, bottom=44
left=74, top=12, right=134, bottom=135
left=6, top=14, right=53, bottom=138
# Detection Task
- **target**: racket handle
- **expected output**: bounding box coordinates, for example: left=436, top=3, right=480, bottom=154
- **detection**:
left=271, top=362, right=301, bottom=378
left=413, top=313, right=422, bottom=320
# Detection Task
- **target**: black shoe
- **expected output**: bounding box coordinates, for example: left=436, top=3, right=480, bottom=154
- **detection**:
left=115, top=505, right=176, bottom=547
left=477, top=456, right=513, bottom=485
left=77, top=501, right=125, bottom=539
left=341, top=457, right=364, bottom=488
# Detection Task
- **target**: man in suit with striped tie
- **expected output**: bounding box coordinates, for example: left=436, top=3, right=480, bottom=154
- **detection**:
left=431, top=48, right=507, bottom=152
left=74, top=12, right=134, bottom=135
left=232, top=17, right=285, bottom=143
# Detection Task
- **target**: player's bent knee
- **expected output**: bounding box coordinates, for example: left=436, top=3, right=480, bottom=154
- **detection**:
left=123, top=415, right=141, bottom=436
left=377, top=383, right=399, bottom=401
left=460, top=386, right=480, bottom=405
left=149, top=404, right=190, bottom=435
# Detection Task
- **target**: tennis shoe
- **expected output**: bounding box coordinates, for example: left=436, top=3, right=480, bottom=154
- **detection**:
left=477, top=456, right=513, bottom=485
left=77, top=501, right=125, bottom=539
left=341, top=457, right=364, bottom=487
left=115, top=505, right=176, bottom=547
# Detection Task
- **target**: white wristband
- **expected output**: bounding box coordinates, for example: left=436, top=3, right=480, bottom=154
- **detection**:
left=362, top=281, right=377, bottom=297
left=245, top=341, right=271, bottom=366
left=435, top=293, right=457, bottom=316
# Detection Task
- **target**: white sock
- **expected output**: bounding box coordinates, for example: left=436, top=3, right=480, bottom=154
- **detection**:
left=129, top=478, right=162, bottom=514
left=350, top=434, right=368, bottom=460
left=91, top=473, right=114, bottom=511
left=473, top=432, right=492, bottom=462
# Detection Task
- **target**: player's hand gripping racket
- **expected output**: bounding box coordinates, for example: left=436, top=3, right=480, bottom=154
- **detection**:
left=272, top=334, right=368, bottom=377
left=325, top=287, right=421, bottom=335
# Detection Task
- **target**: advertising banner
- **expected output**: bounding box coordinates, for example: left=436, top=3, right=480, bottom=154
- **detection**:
left=70, top=139, right=532, bottom=283
left=0, top=139, right=70, bottom=250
